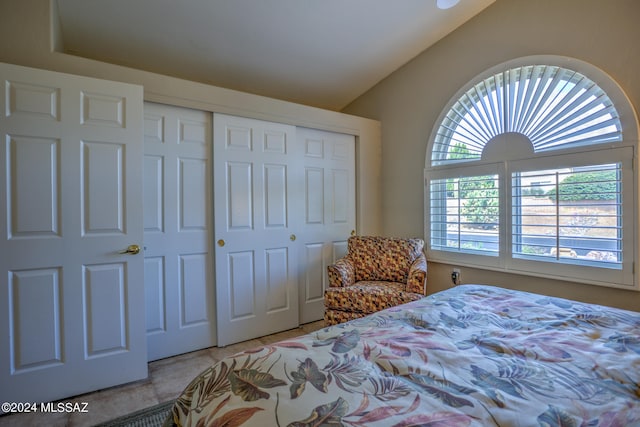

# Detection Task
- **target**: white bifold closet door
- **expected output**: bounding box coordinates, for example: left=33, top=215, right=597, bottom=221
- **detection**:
left=213, top=115, right=357, bottom=344
left=297, top=127, right=355, bottom=324
left=143, top=103, right=214, bottom=361
left=0, top=62, right=146, bottom=404
left=214, top=114, right=299, bottom=347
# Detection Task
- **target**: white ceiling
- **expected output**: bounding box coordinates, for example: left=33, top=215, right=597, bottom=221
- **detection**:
left=56, top=0, right=494, bottom=111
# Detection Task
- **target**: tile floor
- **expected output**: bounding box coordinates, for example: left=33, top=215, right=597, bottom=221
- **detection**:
left=0, top=321, right=325, bottom=427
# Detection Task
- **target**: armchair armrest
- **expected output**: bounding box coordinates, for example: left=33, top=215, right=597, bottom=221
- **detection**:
left=327, top=258, right=355, bottom=287
left=406, top=253, right=427, bottom=294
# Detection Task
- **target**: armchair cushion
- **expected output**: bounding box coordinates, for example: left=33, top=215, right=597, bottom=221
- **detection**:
left=324, top=282, right=423, bottom=313
left=348, top=235, right=424, bottom=283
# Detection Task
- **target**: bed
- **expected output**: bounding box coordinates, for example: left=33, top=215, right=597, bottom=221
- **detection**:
left=164, top=284, right=640, bottom=426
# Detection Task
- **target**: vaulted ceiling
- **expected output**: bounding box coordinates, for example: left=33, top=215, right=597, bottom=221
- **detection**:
left=56, top=0, right=494, bottom=110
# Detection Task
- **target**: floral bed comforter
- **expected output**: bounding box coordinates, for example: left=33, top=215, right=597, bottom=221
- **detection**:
left=165, top=285, right=640, bottom=426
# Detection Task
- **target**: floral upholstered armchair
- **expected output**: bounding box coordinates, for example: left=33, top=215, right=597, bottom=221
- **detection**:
left=324, top=236, right=427, bottom=326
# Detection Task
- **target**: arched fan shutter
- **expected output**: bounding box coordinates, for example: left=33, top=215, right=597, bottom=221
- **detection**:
left=431, top=65, right=622, bottom=165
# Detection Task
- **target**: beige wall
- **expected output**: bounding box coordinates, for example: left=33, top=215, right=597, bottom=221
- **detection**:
left=343, top=0, right=640, bottom=311
left=0, top=0, right=383, bottom=235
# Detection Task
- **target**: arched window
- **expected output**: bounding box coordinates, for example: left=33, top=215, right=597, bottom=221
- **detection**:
left=425, top=56, right=639, bottom=289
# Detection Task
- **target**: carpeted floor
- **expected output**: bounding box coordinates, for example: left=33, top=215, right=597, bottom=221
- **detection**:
left=93, top=400, right=174, bottom=427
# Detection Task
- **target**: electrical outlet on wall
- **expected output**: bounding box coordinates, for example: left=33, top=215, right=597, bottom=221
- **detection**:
left=451, top=268, right=461, bottom=285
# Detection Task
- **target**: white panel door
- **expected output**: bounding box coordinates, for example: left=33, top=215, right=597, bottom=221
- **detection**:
left=143, top=103, right=215, bottom=361
left=214, top=114, right=299, bottom=346
left=297, top=127, right=355, bottom=323
left=0, top=62, right=145, bottom=404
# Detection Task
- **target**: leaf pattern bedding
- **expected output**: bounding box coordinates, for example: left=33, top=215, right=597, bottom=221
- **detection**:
left=165, top=285, right=640, bottom=426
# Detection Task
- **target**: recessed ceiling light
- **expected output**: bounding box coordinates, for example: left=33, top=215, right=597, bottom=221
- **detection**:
left=437, top=0, right=460, bottom=9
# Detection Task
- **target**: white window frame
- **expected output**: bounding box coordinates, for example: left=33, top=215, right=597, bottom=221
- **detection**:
left=424, top=56, right=639, bottom=291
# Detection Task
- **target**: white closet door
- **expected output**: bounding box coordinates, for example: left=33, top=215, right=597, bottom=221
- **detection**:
left=214, top=114, right=299, bottom=346
left=143, top=103, right=214, bottom=361
left=0, top=62, right=145, bottom=404
left=297, top=127, right=356, bottom=323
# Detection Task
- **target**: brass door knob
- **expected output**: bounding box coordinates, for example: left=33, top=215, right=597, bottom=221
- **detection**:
left=217, top=239, right=225, bottom=247
left=351, top=230, right=356, bottom=236
left=120, top=244, right=140, bottom=255
left=290, top=234, right=296, bottom=241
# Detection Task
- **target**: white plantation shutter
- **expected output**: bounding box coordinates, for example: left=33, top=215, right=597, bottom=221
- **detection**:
left=430, top=174, right=499, bottom=255
left=431, top=65, right=622, bottom=165
left=511, top=164, right=622, bottom=267
left=425, top=56, right=638, bottom=289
